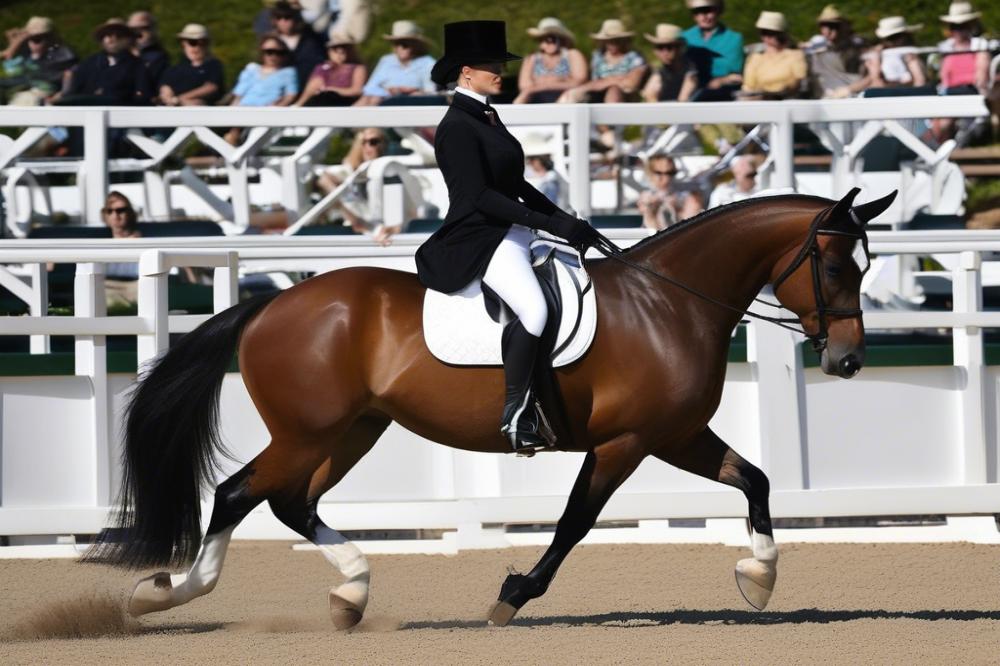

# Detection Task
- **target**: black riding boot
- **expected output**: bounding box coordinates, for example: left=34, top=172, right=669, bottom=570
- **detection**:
left=500, top=319, right=556, bottom=456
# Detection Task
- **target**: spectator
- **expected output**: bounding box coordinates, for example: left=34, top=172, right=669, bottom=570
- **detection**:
left=560, top=19, right=647, bottom=103
left=270, top=1, right=326, bottom=91
left=0, top=17, right=77, bottom=106
left=708, top=155, right=759, bottom=208
left=294, top=33, right=366, bottom=106
left=128, top=11, right=169, bottom=87
left=513, top=17, right=587, bottom=104
left=230, top=34, right=298, bottom=107
left=324, top=0, right=373, bottom=45
left=937, top=2, right=990, bottom=94
left=60, top=18, right=153, bottom=105
left=159, top=24, right=224, bottom=106
left=521, top=134, right=562, bottom=205
left=355, top=21, right=436, bottom=106
left=636, top=154, right=703, bottom=230
left=802, top=5, right=866, bottom=98
left=641, top=24, right=698, bottom=102
left=254, top=0, right=284, bottom=38
left=858, top=17, right=928, bottom=90
left=101, top=190, right=142, bottom=308
left=682, top=0, right=744, bottom=101
left=739, top=12, right=807, bottom=100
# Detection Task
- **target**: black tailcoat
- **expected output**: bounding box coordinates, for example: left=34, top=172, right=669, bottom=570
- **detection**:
left=415, top=92, right=574, bottom=293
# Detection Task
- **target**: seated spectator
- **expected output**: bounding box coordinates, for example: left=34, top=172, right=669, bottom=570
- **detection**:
left=0, top=16, right=77, bottom=106
left=59, top=18, right=153, bottom=105
left=739, top=12, right=807, bottom=100
left=682, top=0, right=744, bottom=101
left=522, top=133, right=562, bottom=205
left=641, top=24, right=698, bottom=102
left=128, top=11, right=169, bottom=87
left=355, top=21, right=436, bottom=106
left=708, top=155, right=759, bottom=208
left=294, top=33, right=366, bottom=106
left=937, top=2, right=990, bottom=94
left=101, top=190, right=142, bottom=308
left=513, top=17, right=587, bottom=104
left=636, top=154, right=703, bottom=230
left=560, top=19, right=646, bottom=103
left=802, top=5, right=866, bottom=98
left=230, top=34, right=298, bottom=106
left=858, top=17, right=928, bottom=90
left=270, top=1, right=326, bottom=91
left=159, top=24, right=224, bottom=106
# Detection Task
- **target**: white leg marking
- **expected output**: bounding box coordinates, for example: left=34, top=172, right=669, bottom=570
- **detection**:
left=316, top=525, right=370, bottom=612
left=168, top=526, right=236, bottom=605
left=751, top=530, right=778, bottom=564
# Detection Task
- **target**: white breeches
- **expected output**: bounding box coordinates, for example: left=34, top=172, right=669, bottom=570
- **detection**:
left=482, top=225, right=548, bottom=337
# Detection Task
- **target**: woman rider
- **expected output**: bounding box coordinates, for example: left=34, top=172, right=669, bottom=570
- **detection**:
left=416, top=20, right=601, bottom=455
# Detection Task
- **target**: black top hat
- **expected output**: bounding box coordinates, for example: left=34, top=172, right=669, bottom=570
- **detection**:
left=430, top=20, right=521, bottom=86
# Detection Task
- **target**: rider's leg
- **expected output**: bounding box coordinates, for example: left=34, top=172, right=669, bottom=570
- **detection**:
left=482, top=225, right=551, bottom=452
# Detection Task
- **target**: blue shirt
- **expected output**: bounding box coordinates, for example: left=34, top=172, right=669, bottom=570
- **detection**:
left=682, top=24, right=744, bottom=83
left=362, top=53, right=436, bottom=97
left=232, top=63, right=298, bottom=106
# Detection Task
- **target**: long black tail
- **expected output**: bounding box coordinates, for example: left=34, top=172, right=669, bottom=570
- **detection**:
left=84, top=292, right=280, bottom=569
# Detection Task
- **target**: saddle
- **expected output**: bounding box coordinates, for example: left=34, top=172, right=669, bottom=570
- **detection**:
left=422, top=240, right=597, bottom=368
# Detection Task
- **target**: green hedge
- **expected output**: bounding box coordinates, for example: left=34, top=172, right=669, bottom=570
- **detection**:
left=4, top=0, right=997, bottom=93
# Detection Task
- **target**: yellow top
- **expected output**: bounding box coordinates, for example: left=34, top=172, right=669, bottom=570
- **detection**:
left=742, top=49, right=808, bottom=94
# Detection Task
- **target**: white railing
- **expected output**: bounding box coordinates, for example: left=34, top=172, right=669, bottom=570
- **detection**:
left=1, top=230, right=1000, bottom=545
left=0, top=96, right=989, bottom=236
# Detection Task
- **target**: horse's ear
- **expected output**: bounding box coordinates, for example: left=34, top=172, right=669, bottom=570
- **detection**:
left=829, top=187, right=861, bottom=224
left=851, top=190, right=898, bottom=226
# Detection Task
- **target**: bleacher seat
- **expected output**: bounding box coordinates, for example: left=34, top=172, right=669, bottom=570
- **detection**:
left=27, top=226, right=111, bottom=239
left=591, top=214, right=643, bottom=229
left=907, top=213, right=965, bottom=230
left=136, top=220, right=224, bottom=237
left=291, top=224, right=360, bottom=235
left=405, top=218, right=444, bottom=233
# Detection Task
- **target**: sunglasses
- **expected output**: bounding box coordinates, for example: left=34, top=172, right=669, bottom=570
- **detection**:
left=947, top=22, right=974, bottom=30
left=28, top=35, right=48, bottom=43
left=362, top=138, right=383, bottom=146
left=103, top=206, right=130, bottom=215
left=131, top=25, right=152, bottom=32
left=741, top=171, right=758, bottom=178
left=759, top=30, right=781, bottom=38
left=182, top=39, right=206, bottom=46
left=652, top=169, right=677, bottom=176
left=393, top=41, right=416, bottom=49
left=262, top=48, right=287, bottom=56
left=654, top=43, right=679, bottom=51
left=692, top=7, right=718, bottom=15
left=540, top=35, right=560, bottom=43
left=819, top=22, right=842, bottom=30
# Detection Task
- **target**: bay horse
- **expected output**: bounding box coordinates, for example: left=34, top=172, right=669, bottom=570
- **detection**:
left=87, top=188, right=896, bottom=629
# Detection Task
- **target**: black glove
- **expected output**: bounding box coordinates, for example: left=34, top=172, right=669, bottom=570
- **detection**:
left=565, top=219, right=602, bottom=251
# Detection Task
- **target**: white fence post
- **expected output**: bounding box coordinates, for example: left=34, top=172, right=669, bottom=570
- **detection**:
left=137, top=249, right=169, bottom=370
left=770, top=109, right=795, bottom=191
left=27, top=262, right=49, bottom=354
left=74, top=262, right=111, bottom=506
left=747, top=319, right=808, bottom=489
left=82, top=110, right=108, bottom=224
left=213, top=251, right=239, bottom=313
left=567, top=105, right=592, bottom=218
left=953, top=250, right=987, bottom=484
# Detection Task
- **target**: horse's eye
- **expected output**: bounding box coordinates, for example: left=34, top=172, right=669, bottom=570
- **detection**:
left=825, top=264, right=842, bottom=278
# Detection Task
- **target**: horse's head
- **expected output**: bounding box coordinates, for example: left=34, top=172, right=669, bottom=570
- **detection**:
left=770, top=188, right=897, bottom=378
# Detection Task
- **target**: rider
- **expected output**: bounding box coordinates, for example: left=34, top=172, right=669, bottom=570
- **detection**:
left=416, top=20, right=601, bottom=455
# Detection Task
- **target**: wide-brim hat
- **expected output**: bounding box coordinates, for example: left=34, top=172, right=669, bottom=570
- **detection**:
left=326, top=32, right=355, bottom=48
left=645, top=23, right=685, bottom=45
left=382, top=20, right=431, bottom=46
left=875, top=16, right=923, bottom=39
left=93, top=18, right=133, bottom=40
left=526, top=17, right=575, bottom=46
left=686, top=0, right=724, bottom=11
left=520, top=132, right=556, bottom=157
left=431, top=20, right=521, bottom=86
left=940, top=2, right=981, bottom=24
left=176, top=23, right=210, bottom=41
left=590, top=19, right=635, bottom=41
left=24, top=16, right=54, bottom=37
left=816, top=5, right=848, bottom=24
left=755, top=11, right=788, bottom=33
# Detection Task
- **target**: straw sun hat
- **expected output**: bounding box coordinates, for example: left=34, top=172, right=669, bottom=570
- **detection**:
left=526, top=17, right=575, bottom=46
left=382, top=20, right=431, bottom=46
left=644, top=24, right=685, bottom=45
left=874, top=16, right=923, bottom=39
left=176, top=23, right=210, bottom=41
left=939, top=2, right=981, bottom=24
left=755, top=11, right=788, bottom=33
left=590, top=19, right=634, bottom=41
left=24, top=17, right=54, bottom=37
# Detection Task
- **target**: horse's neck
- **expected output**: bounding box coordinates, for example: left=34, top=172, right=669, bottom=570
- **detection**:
left=629, top=203, right=818, bottom=328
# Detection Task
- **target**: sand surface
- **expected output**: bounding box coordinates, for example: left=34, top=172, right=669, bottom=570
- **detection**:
left=2, top=541, right=999, bottom=664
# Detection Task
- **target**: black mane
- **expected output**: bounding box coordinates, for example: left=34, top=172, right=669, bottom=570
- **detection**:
left=624, top=193, right=832, bottom=255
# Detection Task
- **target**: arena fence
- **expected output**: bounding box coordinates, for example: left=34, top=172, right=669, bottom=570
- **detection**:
left=1, top=229, right=1000, bottom=548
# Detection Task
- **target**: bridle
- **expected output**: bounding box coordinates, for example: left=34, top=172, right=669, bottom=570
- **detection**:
left=586, top=205, right=871, bottom=353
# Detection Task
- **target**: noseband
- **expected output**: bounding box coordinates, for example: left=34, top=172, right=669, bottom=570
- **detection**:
left=587, top=204, right=870, bottom=352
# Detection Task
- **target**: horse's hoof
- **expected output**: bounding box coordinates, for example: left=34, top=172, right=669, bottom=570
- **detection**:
left=329, top=591, right=363, bottom=630
left=488, top=600, right=518, bottom=627
left=128, top=572, right=174, bottom=617
left=735, top=557, right=776, bottom=611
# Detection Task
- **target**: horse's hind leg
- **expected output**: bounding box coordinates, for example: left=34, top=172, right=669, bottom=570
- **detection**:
left=489, top=433, right=646, bottom=626
left=654, top=427, right=777, bottom=610
left=268, top=414, right=390, bottom=630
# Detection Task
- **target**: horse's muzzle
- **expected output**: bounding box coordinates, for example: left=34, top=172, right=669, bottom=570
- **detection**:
left=838, top=354, right=862, bottom=378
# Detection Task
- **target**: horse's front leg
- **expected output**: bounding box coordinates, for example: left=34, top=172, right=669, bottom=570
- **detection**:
left=489, top=433, right=646, bottom=626
left=653, top=427, right=777, bottom=610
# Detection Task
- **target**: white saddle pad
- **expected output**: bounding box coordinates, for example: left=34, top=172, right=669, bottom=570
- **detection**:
left=423, top=242, right=597, bottom=367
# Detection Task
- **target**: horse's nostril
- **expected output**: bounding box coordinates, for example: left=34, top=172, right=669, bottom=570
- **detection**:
left=839, top=354, right=861, bottom=378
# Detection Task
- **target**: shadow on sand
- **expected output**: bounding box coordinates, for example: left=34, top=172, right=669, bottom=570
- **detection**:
left=400, top=608, right=1000, bottom=630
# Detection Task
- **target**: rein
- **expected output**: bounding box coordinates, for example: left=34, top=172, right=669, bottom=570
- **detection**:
left=578, top=205, right=869, bottom=352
